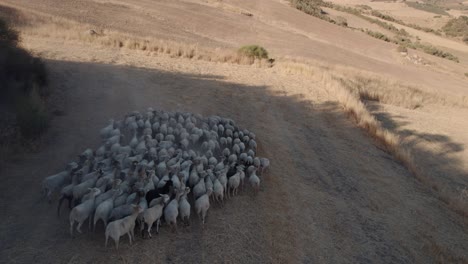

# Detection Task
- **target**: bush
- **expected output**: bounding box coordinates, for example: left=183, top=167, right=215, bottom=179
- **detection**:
left=335, top=16, right=348, bottom=27
left=0, top=17, right=49, bottom=139
left=365, top=30, right=391, bottom=42
left=442, top=16, right=468, bottom=38
left=397, top=45, right=408, bottom=53
left=409, top=42, right=459, bottom=62
left=238, top=45, right=269, bottom=59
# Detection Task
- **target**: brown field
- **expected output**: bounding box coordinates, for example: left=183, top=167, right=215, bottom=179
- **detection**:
left=1, top=0, right=468, bottom=263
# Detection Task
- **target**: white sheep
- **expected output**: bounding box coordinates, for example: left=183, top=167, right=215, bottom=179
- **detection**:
left=163, top=189, right=184, bottom=233
left=69, top=188, right=101, bottom=236
left=105, top=204, right=144, bottom=249
left=42, top=162, right=78, bottom=203
left=141, top=194, right=170, bottom=237
left=93, top=188, right=121, bottom=231
left=192, top=172, right=206, bottom=200
left=213, top=178, right=224, bottom=205
left=249, top=168, right=260, bottom=193
left=260, top=157, right=270, bottom=175
left=227, top=166, right=243, bottom=198
left=178, top=187, right=191, bottom=226
left=195, top=188, right=213, bottom=225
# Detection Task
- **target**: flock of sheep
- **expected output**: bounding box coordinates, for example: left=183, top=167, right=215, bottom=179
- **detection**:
left=42, top=109, right=269, bottom=248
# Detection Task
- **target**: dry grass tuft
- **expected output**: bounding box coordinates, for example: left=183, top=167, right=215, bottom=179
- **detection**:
left=14, top=12, right=269, bottom=66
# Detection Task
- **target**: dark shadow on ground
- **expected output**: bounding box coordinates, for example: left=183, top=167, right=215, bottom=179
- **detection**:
left=365, top=101, right=467, bottom=194
left=0, top=59, right=467, bottom=264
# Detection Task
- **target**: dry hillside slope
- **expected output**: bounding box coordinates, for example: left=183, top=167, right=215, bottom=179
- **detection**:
left=2, top=0, right=468, bottom=95
left=0, top=1, right=468, bottom=263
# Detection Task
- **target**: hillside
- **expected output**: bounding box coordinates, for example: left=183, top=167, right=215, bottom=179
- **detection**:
left=0, top=0, right=467, bottom=263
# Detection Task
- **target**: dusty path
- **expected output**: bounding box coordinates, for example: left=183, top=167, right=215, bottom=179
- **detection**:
left=0, top=37, right=467, bottom=263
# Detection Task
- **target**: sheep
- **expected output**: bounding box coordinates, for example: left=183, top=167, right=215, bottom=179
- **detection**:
left=69, top=188, right=101, bottom=236
left=178, top=187, right=191, bottom=226
left=193, top=172, right=207, bottom=200
left=249, top=139, right=257, bottom=151
left=227, top=166, right=243, bottom=198
left=217, top=168, right=228, bottom=197
left=195, top=188, right=213, bottom=225
left=260, top=157, right=270, bottom=175
left=43, top=110, right=270, bottom=240
left=105, top=204, right=144, bottom=249
left=93, top=189, right=122, bottom=231
left=145, top=179, right=173, bottom=205
left=141, top=194, right=170, bottom=238
left=100, top=119, right=115, bottom=139
left=72, top=170, right=103, bottom=205
left=57, top=171, right=81, bottom=216
left=94, top=181, right=122, bottom=208
left=253, top=157, right=261, bottom=168
left=163, top=189, right=184, bottom=233
left=109, top=204, right=134, bottom=222
left=113, top=193, right=128, bottom=208
left=213, top=178, right=224, bottom=205
left=42, top=162, right=78, bottom=203
left=249, top=168, right=260, bottom=193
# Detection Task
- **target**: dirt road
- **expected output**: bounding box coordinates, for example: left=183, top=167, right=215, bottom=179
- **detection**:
left=0, top=36, right=467, bottom=263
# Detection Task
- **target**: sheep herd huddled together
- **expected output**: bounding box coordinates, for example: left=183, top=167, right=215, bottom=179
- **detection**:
left=42, top=109, right=270, bottom=249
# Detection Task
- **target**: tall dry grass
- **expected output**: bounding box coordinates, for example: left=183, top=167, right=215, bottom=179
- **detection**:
left=276, top=59, right=468, bottom=219
left=14, top=11, right=270, bottom=66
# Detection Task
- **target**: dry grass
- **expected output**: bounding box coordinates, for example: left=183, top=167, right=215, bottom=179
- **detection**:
left=276, top=59, right=468, bottom=219
left=11, top=10, right=268, bottom=66
left=338, top=76, right=468, bottom=110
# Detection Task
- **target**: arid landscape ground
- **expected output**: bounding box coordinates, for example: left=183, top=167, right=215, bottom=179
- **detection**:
left=0, top=0, right=468, bottom=263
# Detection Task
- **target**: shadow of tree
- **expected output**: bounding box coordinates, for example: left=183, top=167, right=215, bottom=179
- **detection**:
left=365, top=101, right=467, bottom=193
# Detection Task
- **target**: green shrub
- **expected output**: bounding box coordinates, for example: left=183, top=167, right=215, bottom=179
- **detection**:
left=238, top=45, right=269, bottom=59
left=442, top=16, right=468, bottom=37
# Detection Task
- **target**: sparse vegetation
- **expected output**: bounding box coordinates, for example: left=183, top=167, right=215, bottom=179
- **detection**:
left=356, top=4, right=372, bottom=10
left=277, top=59, right=468, bottom=220
left=335, top=16, right=348, bottom=27
left=365, top=30, right=391, bottom=42
left=291, top=0, right=460, bottom=62
left=371, top=10, right=400, bottom=23
left=465, top=72, right=468, bottom=77
left=20, top=15, right=271, bottom=66
left=406, top=2, right=449, bottom=16
left=238, top=45, right=269, bottom=59
left=442, top=16, right=468, bottom=39
left=0, top=18, right=49, bottom=139
left=397, top=45, right=408, bottom=53
left=409, top=42, right=459, bottom=62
